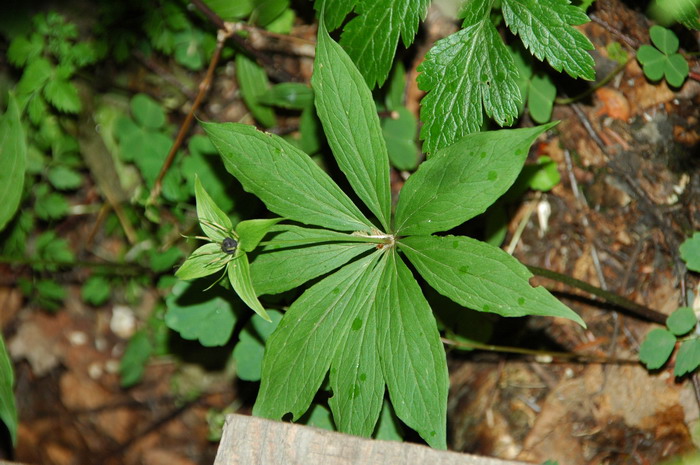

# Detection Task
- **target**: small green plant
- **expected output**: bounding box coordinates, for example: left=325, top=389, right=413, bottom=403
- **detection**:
left=637, top=25, right=690, bottom=88
left=639, top=233, right=700, bottom=376
left=175, top=22, right=584, bottom=448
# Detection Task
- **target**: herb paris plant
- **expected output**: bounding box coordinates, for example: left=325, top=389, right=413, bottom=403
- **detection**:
left=197, top=22, right=585, bottom=449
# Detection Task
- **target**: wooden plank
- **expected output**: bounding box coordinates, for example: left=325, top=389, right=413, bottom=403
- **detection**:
left=214, top=414, right=530, bottom=465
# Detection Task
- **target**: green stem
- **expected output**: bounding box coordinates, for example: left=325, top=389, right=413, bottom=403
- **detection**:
left=442, top=337, right=636, bottom=364
left=555, top=59, right=628, bottom=105
left=527, top=265, right=667, bottom=325
left=0, top=256, right=148, bottom=275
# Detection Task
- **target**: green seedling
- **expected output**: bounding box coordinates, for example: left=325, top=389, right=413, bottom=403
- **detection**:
left=637, top=25, right=689, bottom=87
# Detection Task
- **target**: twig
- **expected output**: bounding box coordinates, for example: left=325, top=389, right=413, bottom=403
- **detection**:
left=589, top=13, right=640, bottom=49
left=148, top=27, right=231, bottom=205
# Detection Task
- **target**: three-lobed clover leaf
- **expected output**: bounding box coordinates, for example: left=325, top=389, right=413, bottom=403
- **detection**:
left=175, top=175, right=278, bottom=322
left=640, top=306, right=700, bottom=377
left=201, top=19, right=584, bottom=449
left=637, top=25, right=689, bottom=88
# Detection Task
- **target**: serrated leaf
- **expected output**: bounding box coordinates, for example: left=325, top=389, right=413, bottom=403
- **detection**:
left=382, top=107, right=418, bottom=171
left=418, top=0, right=521, bottom=153
left=0, top=94, right=27, bottom=232
left=202, top=121, right=374, bottom=232
left=131, top=93, right=166, bottom=130
left=250, top=226, right=375, bottom=295
left=501, top=0, right=595, bottom=80
left=399, top=235, right=585, bottom=326
left=313, top=21, right=391, bottom=230
left=43, top=78, right=81, bottom=113
left=258, top=83, right=314, bottom=110
left=233, top=310, right=283, bottom=381
left=47, top=165, right=82, bottom=190
left=195, top=176, right=233, bottom=242
left=34, top=191, right=69, bottom=221
left=120, top=330, right=153, bottom=387
left=7, top=34, right=44, bottom=67
left=175, top=243, right=227, bottom=280
left=16, top=58, right=52, bottom=97
left=395, top=124, right=554, bottom=235
left=0, top=333, right=17, bottom=446
left=650, top=25, right=679, bottom=54
left=667, top=307, right=697, bottom=336
left=236, top=218, right=283, bottom=252
left=528, top=73, right=556, bottom=123
left=376, top=251, right=448, bottom=449
left=639, top=328, right=676, bottom=370
left=164, top=280, right=239, bottom=346
left=680, top=232, right=700, bottom=272
left=674, top=338, right=700, bottom=377
left=339, top=0, right=430, bottom=88
left=236, top=54, right=276, bottom=128
left=315, top=0, right=358, bottom=30
left=328, top=255, right=386, bottom=437
left=253, top=252, right=381, bottom=421
left=227, top=252, right=270, bottom=321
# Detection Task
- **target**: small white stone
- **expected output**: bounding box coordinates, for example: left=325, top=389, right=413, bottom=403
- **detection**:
left=67, top=331, right=88, bottom=346
left=110, top=305, right=136, bottom=339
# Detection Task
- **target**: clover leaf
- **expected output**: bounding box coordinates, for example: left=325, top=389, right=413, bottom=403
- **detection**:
left=637, top=25, right=689, bottom=87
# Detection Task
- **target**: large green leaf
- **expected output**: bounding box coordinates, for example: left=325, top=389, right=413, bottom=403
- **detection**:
left=376, top=251, right=448, bottom=449
left=250, top=225, right=375, bottom=295
left=0, top=333, right=17, bottom=446
left=175, top=243, right=227, bottom=280
left=315, top=0, right=358, bottom=31
left=394, top=124, right=554, bottom=236
left=339, top=0, right=430, bottom=88
left=0, top=94, right=27, bottom=232
left=313, top=20, right=391, bottom=231
left=328, top=255, right=386, bottom=436
left=399, top=235, right=585, bottom=326
left=195, top=176, right=233, bottom=242
left=236, top=217, right=283, bottom=252
left=253, top=252, right=381, bottom=421
left=203, top=122, right=374, bottom=232
left=418, top=0, right=521, bottom=154
left=501, top=0, right=595, bottom=80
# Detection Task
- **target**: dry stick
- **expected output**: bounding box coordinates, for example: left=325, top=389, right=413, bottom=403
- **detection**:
left=147, top=28, right=230, bottom=205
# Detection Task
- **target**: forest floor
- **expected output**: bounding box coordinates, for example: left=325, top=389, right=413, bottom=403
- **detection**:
left=2, top=0, right=700, bottom=464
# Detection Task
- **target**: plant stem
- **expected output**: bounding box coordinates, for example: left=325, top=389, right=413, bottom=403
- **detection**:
left=527, top=265, right=667, bottom=324
left=0, top=256, right=149, bottom=275
left=555, top=59, right=629, bottom=105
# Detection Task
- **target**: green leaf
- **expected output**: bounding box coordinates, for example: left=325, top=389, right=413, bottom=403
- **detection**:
left=0, top=94, right=27, bottom=232
left=0, top=333, right=17, bottom=446
left=680, top=232, right=700, bottom=272
left=650, top=25, right=680, bottom=54
left=175, top=243, right=227, bottom=280
left=374, top=399, right=403, bottom=441
left=376, top=251, right=448, bottom=449
left=235, top=54, right=276, bottom=128
left=204, top=0, right=253, bottom=20
left=399, top=235, right=585, bottom=326
left=527, top=156, right=561, bottom=191
left=174, top=28, right=209, bottom=70
left=639, top=328, right=676, bottom=370
left=637, top=45, right=665, bottom=81
left=382, top=107, right=419, bottom=171
left=528, top=73, right=557, bottom=124
left=501, top=0, right=595, bottom=80
left=253, top=252, right=381, bottom=422
left=16, top=58, right=52, bottom=96
left=43, top=78, right=81, bottom=113
left=35, top=231, right=75, bottom=264
left=251, top=0, right=289, bottom=26
left=34, top=189, right=68, bottom=221
left=315, top=0, right=358, bottom=30
left=195, top=176, right=233, bottom=242
left=339, top=0, right=430, bottom=88
left=233, top=310, right=283, bottom=381
left=665, top=53, right=690, bottom=87
left=120, top=330, right=153, bottom=387
left=667, top=307, right=697, bottom=336
left=227, top=252, right=270, bottom=321
left=81, top=275, right=111, bottom=306
left=236, top=218, right=283, bottom=252
left=7, top=34, right=44, bottom=67
left=258, top=83, right=314, bottom=110
left=250, top=226, right=375, bottom=295
left=395, top=124, right=554, bottom=235
left=131, top=93, right=166, bottom=130
left=149, top=247, right=183, bottom=273
left=328, top=255, right=387, bottom=437
left=202, top=121, right=374, bottom=232
left=674, top=338, right=700, bottom=377
left=313, top=22, right=392, bottom=231
left=47, top=165, right=82, bottom=191
left=418, top=0, right=521, bottom=154
left=165, top=280, right=239, bottom=346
